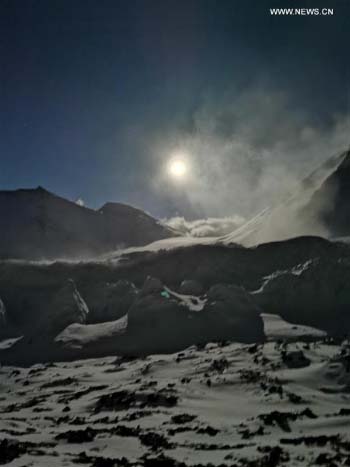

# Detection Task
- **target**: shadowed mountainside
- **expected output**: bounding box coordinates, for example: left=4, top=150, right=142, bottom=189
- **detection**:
left=0, top=187, right=176, bottom=259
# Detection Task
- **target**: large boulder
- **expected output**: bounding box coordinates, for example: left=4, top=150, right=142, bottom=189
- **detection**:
left=46, top=279, right=89, bottom=337
left=254, top=258, right=350, bottom=337
left=86, top=280, right=138, bottom=324
left=202, top=284, right=265, bottom=343
left=127, top=277, right=195, bottom=353
left=139, top=276, right=164, bottom=297
left=127, top=278, right=264, bottom=354
left=179, top=279, right=204, bottom=296
left=0, top=280, right=90, bottom=365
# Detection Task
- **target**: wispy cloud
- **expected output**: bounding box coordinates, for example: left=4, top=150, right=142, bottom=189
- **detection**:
left=152, top=83, right=350, bottom=220
left=163, top=215, right=245, bottom=237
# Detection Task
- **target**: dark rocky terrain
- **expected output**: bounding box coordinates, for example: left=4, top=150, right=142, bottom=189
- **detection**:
left=0, top=235, right=350, bottom=365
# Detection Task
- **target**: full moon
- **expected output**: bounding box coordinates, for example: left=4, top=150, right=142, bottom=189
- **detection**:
left=167, top=154, right=189, bottom=179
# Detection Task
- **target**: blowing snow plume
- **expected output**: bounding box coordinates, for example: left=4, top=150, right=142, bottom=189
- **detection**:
left=163, top=215, right=245, bottom=237
left=150, top=84, right=350, bottom=223
left=224, top=148, right=350, bottom=246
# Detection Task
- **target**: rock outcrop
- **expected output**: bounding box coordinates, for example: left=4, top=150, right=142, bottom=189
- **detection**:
left=87, top=280, right=138, bottom=324
left=179, top=279, right=204, bottom=296
left=46, top=280, right=89, bottom=337
left=202, top=284, right=265, bottom=343
left=0, top=296, right=6, bottom=332
left=127, top=278, right=265, bottom=353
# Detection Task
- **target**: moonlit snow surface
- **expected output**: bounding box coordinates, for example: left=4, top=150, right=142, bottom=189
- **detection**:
left=0, top=314, right=349, bottom=466
left=55, top=314, right=128, bottom=349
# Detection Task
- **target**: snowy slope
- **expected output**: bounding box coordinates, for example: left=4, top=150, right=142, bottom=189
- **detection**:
left=0, top=323, right=349, bottom=466
left=223, top=149, right=350, bottom=246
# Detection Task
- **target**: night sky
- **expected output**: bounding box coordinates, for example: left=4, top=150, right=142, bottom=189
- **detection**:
left=1, top=0, right=349, bottom=219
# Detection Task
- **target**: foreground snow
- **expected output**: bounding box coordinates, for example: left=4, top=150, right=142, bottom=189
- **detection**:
left=1, top=333, right=350, bottom=466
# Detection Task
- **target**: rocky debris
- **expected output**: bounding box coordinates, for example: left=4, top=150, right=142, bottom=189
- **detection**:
left=56, top=427, right=96, bottom=443
left=171, top=414, right=197, bottom=424
left=179, top=280, right=204, bottom=296
left=286, top=392, right=307, bottom=404
left=185, top=441, right=253, bottom=451
left=337, top=407, right=350, bottom=416
left=0, top=438, right=28, bottom=464
left=110, top=425, right=141, bottom=438
left=314, top=452, right=340, bottom=465
left=0, top=438, right=56, bottom=464
left=196, top=425, right=220, bottom=436
left=209, top=357, right=229, bottom=373
left=57, top=384, right=109, bottom=404
left=121, top=410, right=153, bottom=422
left=139, top=432, right=173, bottom=450
left=239, top=425, right=265, bottom=439
left=74, top=451, right=132, bottom=466
left=2, top=395, right=48, bottom=413
left=280, top=434, right=346, bottom=448
left=248, top=343, right=260, bottom=354
left=87, top=280, right=138, bottom=324
left=142, top=454, right=186, bottom=467
left=281, top=350, right=311, bottom=368
left=94, top=389, right=178, bottom=413
left=41, top=376, right=77, bottom=389
left=255, top=445, right=290, bottom=467
left=239, top=369, right=264, bottom=384
left=259, top=408, right=317, bottom=432
left=167, top=426, right=194, bottom=436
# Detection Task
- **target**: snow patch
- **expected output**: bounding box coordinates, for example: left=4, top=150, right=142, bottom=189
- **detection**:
left=55, top=314, right=128, bottom=349
left=262, top=313, right=326, bottom=340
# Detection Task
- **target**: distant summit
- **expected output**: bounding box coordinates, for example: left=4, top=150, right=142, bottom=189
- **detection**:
left=0, top=187, right=176, bottom=259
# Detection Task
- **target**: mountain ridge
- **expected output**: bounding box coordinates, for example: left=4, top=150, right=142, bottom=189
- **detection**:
left=0, top=186, right=176, bottom=260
